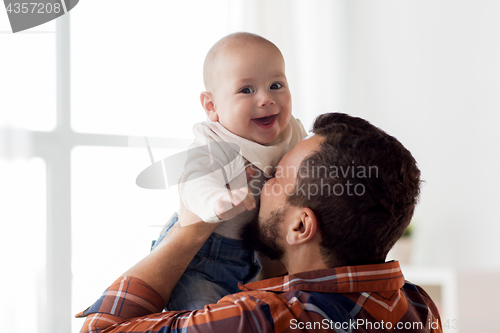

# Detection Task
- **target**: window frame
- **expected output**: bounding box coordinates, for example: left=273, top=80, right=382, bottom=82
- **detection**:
left=24, top=15, right=188, bottom=333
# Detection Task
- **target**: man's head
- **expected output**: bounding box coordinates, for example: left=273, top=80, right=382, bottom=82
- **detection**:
left=242, top=113, right=421, bottom=270
left=200, top=32, right=292, bottom=145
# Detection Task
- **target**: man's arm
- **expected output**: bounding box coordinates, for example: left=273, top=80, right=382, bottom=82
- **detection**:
left=76, top=202, right=278, bottom=333
left=77, top=276, right=277, bottom=333
left=123, top=164, right=256, bottom=302
left=122, top=200, right=220, bottom=302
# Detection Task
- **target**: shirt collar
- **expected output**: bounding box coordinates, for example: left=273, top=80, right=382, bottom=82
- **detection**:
left=202, top=116, right=306, bottom=177
left=239, top=261, right=404, bottom=294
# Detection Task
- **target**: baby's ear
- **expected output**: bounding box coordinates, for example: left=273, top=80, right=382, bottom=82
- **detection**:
left=200, top=92, right=218, bottom=122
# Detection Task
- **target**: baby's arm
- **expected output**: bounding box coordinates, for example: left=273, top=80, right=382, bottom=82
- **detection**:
left=145, top=165, right=257, bottom=298
left=213, top=166, right=256, bottom=221
left=180, top=142, right=255, bottom=224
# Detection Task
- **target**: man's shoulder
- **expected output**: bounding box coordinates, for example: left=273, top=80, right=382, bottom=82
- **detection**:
left=215, top=277, right=442, bottom=332
left=219, top=287, right=354, bottom=318
left=403, top=280, right=437, bottom=302
left=403, top=280, right=442, bottom=313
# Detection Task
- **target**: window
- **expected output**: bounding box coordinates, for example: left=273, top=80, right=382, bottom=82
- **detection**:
left=0, top=158, right=47, bottom=332
left=2, top=2, right=233, bottom=332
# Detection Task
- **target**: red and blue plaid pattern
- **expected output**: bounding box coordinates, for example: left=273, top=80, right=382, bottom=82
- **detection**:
left=77, top=261, right=442, bottom=332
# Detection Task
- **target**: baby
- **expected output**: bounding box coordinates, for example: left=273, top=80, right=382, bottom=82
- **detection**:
left=151, top=32, right=306, bottom=311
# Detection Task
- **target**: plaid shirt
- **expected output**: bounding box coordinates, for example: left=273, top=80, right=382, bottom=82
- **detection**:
left=76, top=261, right=442, bottom=332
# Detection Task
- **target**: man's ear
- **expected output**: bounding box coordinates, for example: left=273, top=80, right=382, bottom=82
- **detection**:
left=286, top=208, right=319, bottom=245
left=200, top=92, right=218, bottom=122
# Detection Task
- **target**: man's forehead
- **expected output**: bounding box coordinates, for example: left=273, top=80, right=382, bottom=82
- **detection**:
left=276, top=134, right=323, bottom=180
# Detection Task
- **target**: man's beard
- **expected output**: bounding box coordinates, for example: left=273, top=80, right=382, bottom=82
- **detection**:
left=240, top=208, right=285, bottom=261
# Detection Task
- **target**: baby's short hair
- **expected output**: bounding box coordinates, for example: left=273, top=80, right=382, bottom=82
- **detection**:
left=203, top=32, right=281, bottom=92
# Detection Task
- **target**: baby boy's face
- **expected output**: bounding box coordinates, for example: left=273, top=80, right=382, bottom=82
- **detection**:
left=209, top=42, right=292, bottom=145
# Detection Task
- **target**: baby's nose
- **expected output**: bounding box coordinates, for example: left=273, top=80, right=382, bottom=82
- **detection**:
left=258, top=91, right=276, bottom=107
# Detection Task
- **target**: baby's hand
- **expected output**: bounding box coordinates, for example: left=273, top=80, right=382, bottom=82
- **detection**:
left=214, top=166, right=257, bottom=221
left=214, top=186, right=256, bottom=221
left=245, top=165, right=257, bottom=180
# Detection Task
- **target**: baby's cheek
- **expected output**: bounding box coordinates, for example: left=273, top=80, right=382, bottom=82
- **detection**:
left=279, top=115, right=291, bottom=132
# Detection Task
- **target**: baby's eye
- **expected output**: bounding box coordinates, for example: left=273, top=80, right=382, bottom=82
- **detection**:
left=270, top=82, right=283, bottom=90
left=240, top=87, right=254, bottom=94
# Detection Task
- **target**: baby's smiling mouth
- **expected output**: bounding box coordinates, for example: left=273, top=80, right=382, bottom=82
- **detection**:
left=252, top=115, right=277, bottom=129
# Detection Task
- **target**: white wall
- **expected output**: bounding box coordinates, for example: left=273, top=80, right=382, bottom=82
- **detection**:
left=343, top=0, right=500, bottom=269
left=236, top=0, right=500, bottom=270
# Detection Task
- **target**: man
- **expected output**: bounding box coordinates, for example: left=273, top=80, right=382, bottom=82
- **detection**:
left=77, top=113, right=442, bottom=332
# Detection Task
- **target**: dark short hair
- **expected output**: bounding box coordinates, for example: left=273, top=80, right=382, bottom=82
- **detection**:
left=287, top=113, right=421, bottom=266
